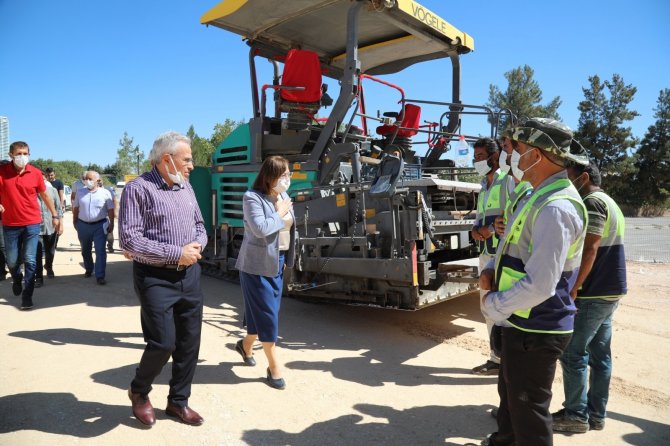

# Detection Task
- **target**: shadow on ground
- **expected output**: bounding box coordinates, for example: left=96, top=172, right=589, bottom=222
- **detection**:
left=242, top=403, right=495, bottom=446
left=607, top=411, right=670, bottom=445
left=0, top=392, right=141, bottom=437
left=8, top=328, right=144, bottom=349
left=0, top=259, right=138, bottom=310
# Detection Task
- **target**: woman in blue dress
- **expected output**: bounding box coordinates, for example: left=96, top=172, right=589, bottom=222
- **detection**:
left=235, top=156, right=296, bottom=389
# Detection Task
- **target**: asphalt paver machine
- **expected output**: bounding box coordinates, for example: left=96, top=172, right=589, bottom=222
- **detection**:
left=196, top=0, right=504, bottom=309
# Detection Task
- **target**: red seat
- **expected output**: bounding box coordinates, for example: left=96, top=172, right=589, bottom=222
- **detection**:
left=280, top=49, right=322, bottom=103
left=376, top=104, right=422, bottom=137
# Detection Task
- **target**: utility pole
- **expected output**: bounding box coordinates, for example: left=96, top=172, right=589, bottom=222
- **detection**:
left=133, top=146, right=141, bottom=175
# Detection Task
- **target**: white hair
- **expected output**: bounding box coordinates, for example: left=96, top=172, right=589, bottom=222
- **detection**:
left=149, top=131, right=191, bottom=165
left=84, top=170, right=100, bottom=180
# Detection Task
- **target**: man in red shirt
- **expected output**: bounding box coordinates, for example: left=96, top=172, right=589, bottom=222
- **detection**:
left=0, top=141, right=60, bottom=310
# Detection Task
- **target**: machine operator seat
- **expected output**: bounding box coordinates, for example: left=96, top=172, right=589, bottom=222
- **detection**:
left=375, top=104, right=422, bottom=138
left=279, top=49, right=332, bottom=128
left=369, top=154, right=404, bottom=198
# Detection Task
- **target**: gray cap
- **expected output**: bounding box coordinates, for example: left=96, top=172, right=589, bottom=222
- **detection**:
left=510, top=118, right=589, bottom=166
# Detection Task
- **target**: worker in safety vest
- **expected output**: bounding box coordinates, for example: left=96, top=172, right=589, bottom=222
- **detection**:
left=552, top=159, right=627, bottom=434
left=471, top=138, right=515, bottom=376
left=479, top=118, right=589, bottom=446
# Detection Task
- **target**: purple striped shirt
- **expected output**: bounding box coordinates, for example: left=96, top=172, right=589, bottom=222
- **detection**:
left=119, top=167, right=207, bottom=265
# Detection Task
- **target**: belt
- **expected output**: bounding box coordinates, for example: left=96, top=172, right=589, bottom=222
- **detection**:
left=79, top=219, right=106, bottom=225
left=142, top=262, right=189, bottom=271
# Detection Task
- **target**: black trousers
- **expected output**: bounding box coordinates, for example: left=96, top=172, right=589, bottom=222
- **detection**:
left=44, top=233, right=58, bottom=271
left=35, top=233, right=58, bottom=278
left=130, top=262, right=203, bottom=407
left=491, top=327, right=572, bottom=446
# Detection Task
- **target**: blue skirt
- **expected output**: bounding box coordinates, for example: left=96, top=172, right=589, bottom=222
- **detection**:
left=239, top=253, right=284, bottom=342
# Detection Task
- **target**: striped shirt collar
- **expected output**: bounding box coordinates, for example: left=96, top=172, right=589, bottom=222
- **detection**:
left=146, top=166, right=184, bottom=190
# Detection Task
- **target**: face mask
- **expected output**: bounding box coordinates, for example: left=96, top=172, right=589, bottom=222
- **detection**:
left=571, top=175, right=586, bottom=195
left=510, top=148, right=540, bottom=181
left=474, top=160, right=492, bottom=176
left=273, top=177, right=290, bottom=194
left=12, top=154, right=29, bottom=168
left=84, top=179, right=95, bottom=189
left=498, top=151, right=510, bottom=174
left=167, top=155, right=184, bottom=185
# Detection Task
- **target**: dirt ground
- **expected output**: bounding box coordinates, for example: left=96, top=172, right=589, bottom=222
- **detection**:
left=1, top=218, right=668, bottom=445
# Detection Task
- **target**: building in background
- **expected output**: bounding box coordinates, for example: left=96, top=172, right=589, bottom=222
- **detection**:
left=0, top=116, right=9, bottom=160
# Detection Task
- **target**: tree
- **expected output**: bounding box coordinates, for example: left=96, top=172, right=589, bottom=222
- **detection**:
left=574, top=74, right=639, bottom=210
left=188, top=119, right=242, bottom=167
left=187, top=125, right=214, bottom=167
left=487, top=65, right=562, bottom=130
left=30, top=159, right=86, bottom=187
left=115, top=132, right=144, bottom=177
left=85, top=162, right=104, bottom=173
left=634, top=88, right=670, bottom=214
left=210, top=119, right=241, bottom=150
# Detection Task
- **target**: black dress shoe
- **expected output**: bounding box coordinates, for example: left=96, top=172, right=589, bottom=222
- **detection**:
left=128, top=388, right=155, bottom=426
left=35, top=277, right=44, bottom=288
left=84, top=271, right=92, bottom=278
left=46, top=268, right=55, bottom=278
left=165, top=402, right=204, bottom=426
left=97, top=278, right=106, bottom=285
left=266, top=367, right=286, bottom=390
left=235, top=339, right=256, bottom=366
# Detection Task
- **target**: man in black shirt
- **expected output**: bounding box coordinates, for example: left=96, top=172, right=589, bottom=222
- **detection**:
left=46, top=167, right=65, bottom=208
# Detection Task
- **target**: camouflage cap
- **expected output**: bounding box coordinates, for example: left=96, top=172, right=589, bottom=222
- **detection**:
left=510, top=118, right=589, bottom=166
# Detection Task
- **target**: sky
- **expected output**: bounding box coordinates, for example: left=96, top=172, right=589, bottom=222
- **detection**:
left=1, top=0, right=669, bottom=168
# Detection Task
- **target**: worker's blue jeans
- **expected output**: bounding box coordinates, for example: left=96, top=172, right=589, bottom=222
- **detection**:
left=3, top=224, right=41, bottom=298
left=560, top=298, right=619, bottom=423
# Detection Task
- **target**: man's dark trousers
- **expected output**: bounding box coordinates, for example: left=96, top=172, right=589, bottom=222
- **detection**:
left=490, top=327, right=571, bottom=446
left=130, top=262, right=203, bottom=407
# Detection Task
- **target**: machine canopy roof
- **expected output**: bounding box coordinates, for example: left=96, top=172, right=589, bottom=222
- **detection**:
left=201, top=0, right=474, bottom=78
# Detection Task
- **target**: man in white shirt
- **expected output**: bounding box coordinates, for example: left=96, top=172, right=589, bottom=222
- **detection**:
left=72, top=171, right=114, bottom=285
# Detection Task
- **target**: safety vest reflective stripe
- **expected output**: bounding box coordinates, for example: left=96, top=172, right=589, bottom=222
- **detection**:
left=503, top=181, right=532, bottom=223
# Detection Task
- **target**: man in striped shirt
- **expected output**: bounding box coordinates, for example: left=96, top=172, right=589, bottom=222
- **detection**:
left=119, top=131, right=208, bottom=427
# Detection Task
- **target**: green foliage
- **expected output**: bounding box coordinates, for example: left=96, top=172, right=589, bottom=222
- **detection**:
left=487, top=65, right=562, bottom=130
left=29, top=159, right=85, bottom=187
left=634, top=88, right=670, bottom=213
left=188, top=119, right=243, bottom=167
left=574, top=74, right=640, bottom=210
left=115, top=132, right=145, bottom=176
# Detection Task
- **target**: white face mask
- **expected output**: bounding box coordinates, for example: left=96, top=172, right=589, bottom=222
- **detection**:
left=510, top=148, right=540, bottom=181
left=498, top=151, right=510, bottom=174
left=474, top=159, right=492, bottom=176
left=84, top=179, right=96, bottom=189
left=167, top=155, right=184, bottom=185
left=273, top=177, right=290, bottom=194
left=12, top=154, right=29, bottom=168
left=571, top=175, right=586, bottom=195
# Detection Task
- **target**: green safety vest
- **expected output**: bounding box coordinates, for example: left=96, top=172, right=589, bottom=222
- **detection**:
left=476, top=171, right=512, bottom=255
left=577, top=190, right=627, bottom=299
left=494, top=178, right=587, bottom=333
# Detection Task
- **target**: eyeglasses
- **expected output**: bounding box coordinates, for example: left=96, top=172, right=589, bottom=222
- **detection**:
left=279, top=171, right=291, bottom=179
